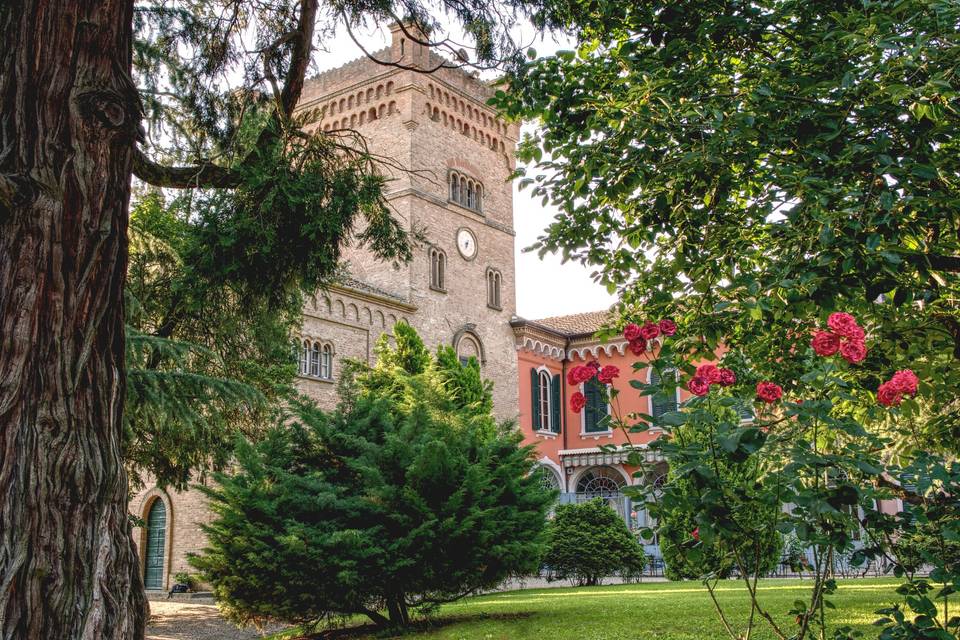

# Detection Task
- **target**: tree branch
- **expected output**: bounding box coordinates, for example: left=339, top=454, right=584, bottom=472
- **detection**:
left=133, top=0, right=319, bottom=189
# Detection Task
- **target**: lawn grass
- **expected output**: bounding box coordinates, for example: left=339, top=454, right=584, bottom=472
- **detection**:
left=271, top=577, right=902, bottom=639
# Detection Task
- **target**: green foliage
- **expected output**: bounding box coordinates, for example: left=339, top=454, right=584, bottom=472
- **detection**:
left=191, top=326, right=554, bottom=629
left=125, top=192, right=300, bottom=489
left=172, top=572, right=199, bottom=591
left=542, top=499, right=646, bottom=586
left=495, top=0, right=960, bottom=456
left=658, top=413, right=782, bottom=581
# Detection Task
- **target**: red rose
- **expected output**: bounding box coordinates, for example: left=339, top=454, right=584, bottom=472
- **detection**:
left=691, top=527, right=700, bottom=541
left=890, top=369, right=919, bottom=395
left=659, top=319, right=677, bottom=336
left=688, top=376, right=711, bottom=396
left=628, top=337, right=647, bottom=356
left=811, top=330, right=840, bottom=356
left=718, top=368, right=736, bottom=387
left=696, top=364, right=723, bottom=384
left=570, top=391, right=586, bottom=413
left=877, top=381, right=902, bottom=407
left=571, top=364, right=597, bottom=385
left=639, top=321, right=660, bottom=340
left=827, top=312, right=862, bottom=340
left=597, top=365, right=620, bottom=384
left=756, top=381, right=783, bottom=403
left=623, top=323, right=642, bottom=342
left=586, top=360, right=601, bottom=371
left=839, top=339, right=867, bottom=364
left=566, top=365, right=584, bottom=386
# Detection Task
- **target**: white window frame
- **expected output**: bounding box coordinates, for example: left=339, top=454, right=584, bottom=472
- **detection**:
left=309, top=342, right=321, bottom=377
left=320, top=343, right=333, bottom=380
left=537, top=368, right=552, bottom=434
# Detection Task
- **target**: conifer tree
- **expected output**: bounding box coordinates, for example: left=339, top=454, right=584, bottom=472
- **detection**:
left=192, top=324, right=554, bottom=629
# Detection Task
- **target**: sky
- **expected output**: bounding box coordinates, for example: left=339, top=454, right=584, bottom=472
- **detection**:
left=310, top=19, right=617, bottom=321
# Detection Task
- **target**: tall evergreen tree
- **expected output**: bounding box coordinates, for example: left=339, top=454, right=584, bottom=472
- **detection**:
left=0, top=3, right=563, bottom=636
left=192, top=324, right=554, bottom=629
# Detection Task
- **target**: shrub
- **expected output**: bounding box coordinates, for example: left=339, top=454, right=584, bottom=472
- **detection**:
left=542, top=498, right=646, bottom=586
left=190, top=324, right=554, bottom=629
left=657, top=414, right=783, bottom=581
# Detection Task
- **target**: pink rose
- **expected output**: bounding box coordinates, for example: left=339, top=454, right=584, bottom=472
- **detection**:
left=688, top=376, right=711, bottom=396
left=890, top=369, right=919, bottom=395
left=597, top=365, right=620, bottom=384
left=658, top=319, right=677, bottom=337
left=570, top=391, right=586, bottom=413
left=839, top=339, right=867, bottom=364
left=811, top=330, right=840, bottom=356
left=827, top=312, right=863, bottom=340
left=877, top=382, right=902, bottom=407
left=718, top=368, right=736, bottom=387
left=566, top=365, right=584, bottom=386
left=628, top=337, right=647, bottom=356
left=623, top=323, right=642, bottom=342
left=692, top=527, right=700, bottom=541
left=756, top=381, right=783, bottom=404
left=639, top=321, right=661, bottom=341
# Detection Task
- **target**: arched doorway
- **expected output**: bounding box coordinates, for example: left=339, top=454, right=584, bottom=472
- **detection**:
left=144, top=499, right=167, bottom=589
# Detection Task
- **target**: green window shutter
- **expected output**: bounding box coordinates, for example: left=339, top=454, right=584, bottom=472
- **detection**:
left=531, top=367, right=541, bottom=430
left=584, top=379, right=608, bottom=433
left=650, top=369, right=678, bottom=419
left=551, top=373, right=561, bottom=433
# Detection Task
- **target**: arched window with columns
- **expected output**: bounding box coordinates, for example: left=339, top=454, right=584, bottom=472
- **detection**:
left=429, top=246, right=446, bottom=291
left=486, top=268, right=502, bottom=310
left=448, top=170, right=483, bottom=212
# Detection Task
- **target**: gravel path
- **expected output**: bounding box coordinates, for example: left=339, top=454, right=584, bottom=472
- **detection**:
left=146, top=601, right=289, bottom=640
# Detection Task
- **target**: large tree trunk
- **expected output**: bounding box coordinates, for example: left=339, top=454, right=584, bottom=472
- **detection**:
left=0, top=0, right=147, bottom=638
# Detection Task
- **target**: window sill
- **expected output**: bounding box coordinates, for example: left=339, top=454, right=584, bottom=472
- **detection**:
left=429, top=285, right=447, bottom=294
left=535, top=430, right=559, bottom=439
left=487, top=304, right=502, bottom=312
left=447, top=199, right=483, bottom=215
left=581, top=430, right=614, bottom=440
left=298, top=374, right=335, bottom=384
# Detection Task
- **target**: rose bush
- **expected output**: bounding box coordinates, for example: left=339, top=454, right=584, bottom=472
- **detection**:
left=588, top=314, right=955, bottom=640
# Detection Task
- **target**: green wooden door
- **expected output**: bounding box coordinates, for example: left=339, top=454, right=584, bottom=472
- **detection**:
left=144, top=500, right=166, bottom=589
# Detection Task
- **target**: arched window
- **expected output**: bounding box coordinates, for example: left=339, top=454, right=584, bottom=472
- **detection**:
left=143, top=499, right=167, bottom=589
left=475, top=184, right=483, bottom=211
left=450, top=173, right=459, bottom=201
left=576, top=466, right=626, bottom=497
left=310, top=342, right=321, bottom=377
left=535, top=465, right=561, bottom=492
left=530, top=367, right=560, bottom=433
left=320, top=344, right=333, bottom=380
left=486, top=268, right=502, bottom=310
left=448, top=171, right=483, bottom=212
left=538, top=370, right=552, bottom=431
left=466, top=181, right=475, bottom=209
left=299, top=339, right=309, bottom=375
left=429, top=247, right=446, bottom=291
left=649, top=369, right=679, bottom=420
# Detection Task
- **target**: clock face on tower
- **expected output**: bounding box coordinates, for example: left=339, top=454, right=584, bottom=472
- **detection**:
left=456, top=227, right=478, bottom=260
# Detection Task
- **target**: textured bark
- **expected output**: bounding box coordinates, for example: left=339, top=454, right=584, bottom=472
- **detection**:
left=0, top=0, right=148, bottom=638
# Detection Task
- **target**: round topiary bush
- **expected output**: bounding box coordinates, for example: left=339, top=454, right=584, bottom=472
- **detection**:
left=541, top=498, right=646, bottom=586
